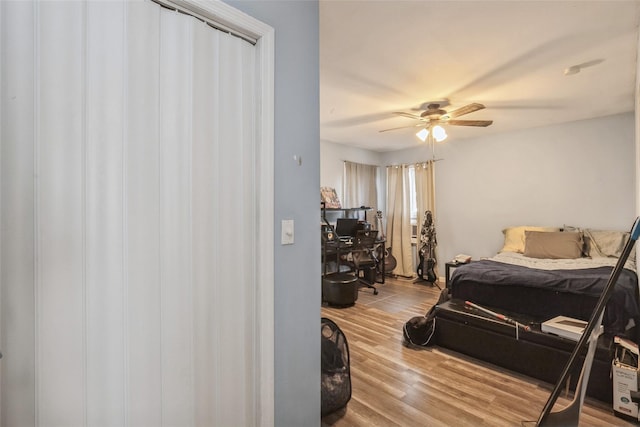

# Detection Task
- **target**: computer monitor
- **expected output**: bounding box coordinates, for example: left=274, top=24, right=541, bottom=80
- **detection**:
left=335, top=218, right=358, bottom=238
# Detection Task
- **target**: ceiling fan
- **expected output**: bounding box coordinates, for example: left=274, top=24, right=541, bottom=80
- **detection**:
left=380, top=101, right=493, bottom=133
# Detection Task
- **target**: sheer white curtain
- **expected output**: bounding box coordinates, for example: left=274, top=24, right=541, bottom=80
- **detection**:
left=0, top=1, right=270, bottom=425
left=415, top=161, right=438, bottom=270
left=386, top=165, right=413, bottom=276
left=343, top=161, right=378, bottom=211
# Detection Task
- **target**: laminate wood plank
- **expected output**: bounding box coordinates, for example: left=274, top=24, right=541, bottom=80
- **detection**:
left=323, top=397, right=401, bottom=427
left=400, top=383, right=487, bottom=427
left=350, top=373, right=444, bottom=426
left=321, top=277, right=635, bottom=426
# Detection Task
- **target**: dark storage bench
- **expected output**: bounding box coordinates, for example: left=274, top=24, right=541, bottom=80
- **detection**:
left=433, top=299, right=615, bottom=403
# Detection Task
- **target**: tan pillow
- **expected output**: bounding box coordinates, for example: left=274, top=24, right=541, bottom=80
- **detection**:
left=524, top=231, right=583, bottom=259
left=583, top=228, right=635, bottom=263
left=500, top=226, right=561, bottom=253
left=584, top=229, right=626, bottom=257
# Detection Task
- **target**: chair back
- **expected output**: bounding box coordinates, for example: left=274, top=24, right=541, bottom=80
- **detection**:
left=351, top=231, right=377, bottom=267
left=353, top=230, right=376, bottom=249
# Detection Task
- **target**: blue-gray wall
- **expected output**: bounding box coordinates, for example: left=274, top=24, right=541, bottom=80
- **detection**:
left=225, top=1, right=320, bottom=425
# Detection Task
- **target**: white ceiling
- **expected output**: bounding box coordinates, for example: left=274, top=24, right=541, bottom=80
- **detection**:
left=320, top=0, right=640, bottom=152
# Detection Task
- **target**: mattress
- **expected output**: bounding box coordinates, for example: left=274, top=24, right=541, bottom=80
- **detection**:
left=449, top=254, right=640, bottom=338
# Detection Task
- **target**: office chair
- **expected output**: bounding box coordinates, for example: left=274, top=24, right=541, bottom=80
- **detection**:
left=350, top=230, right=379, bottom=295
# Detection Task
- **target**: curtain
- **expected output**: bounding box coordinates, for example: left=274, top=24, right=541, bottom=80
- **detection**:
left=386, top=165, right=413, bottom=276
left=343, top=161, right=378, bottom=211
left=415, top=161, right=438, bottom=272
left=0, top=1, right=263, bottom=425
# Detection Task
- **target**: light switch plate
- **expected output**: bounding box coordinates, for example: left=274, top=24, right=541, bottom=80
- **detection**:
left=281, top=219, right=294, bottom=245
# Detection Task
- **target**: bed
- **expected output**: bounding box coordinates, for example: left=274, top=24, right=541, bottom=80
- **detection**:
left=432, top=225, right=640, bottom=403
left=450, top=226, right=640, bottom=339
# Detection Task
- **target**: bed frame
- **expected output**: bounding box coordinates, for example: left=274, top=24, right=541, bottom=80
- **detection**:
left=432, top=224, right=640, bottom=410
left=433, top=299, right=614, bottom=403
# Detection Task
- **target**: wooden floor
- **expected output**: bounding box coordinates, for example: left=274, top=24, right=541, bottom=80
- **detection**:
left=321, top=276, right=635, bottom=427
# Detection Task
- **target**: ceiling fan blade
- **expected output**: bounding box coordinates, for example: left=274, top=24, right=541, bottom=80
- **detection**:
left=393, top=111, right=427, bottom=121
left=379, top=123, right=424, bottom=133
left=446, top=103, right=485, bottom=118
left=447, top=119, right=493, bottom=127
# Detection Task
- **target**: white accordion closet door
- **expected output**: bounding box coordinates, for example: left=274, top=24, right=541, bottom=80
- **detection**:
left=0, top=1, right=273, bottom=426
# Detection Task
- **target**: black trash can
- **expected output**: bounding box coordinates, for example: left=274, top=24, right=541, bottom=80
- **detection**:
left=322, top=273, right=358, bottom=307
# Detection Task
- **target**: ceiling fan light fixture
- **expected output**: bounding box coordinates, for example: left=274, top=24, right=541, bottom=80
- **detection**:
left=416, top=128, right=429, bottom=142
left=432, top=125, right=447, bottom=142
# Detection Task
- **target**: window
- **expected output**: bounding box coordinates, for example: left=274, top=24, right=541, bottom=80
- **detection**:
left=408, top=165, right=417, bottom=236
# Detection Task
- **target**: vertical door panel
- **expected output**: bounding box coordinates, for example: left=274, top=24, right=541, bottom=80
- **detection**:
left=158, top=9, right=194, bottom=425
left=86, top=1, right=125, bottom=425
left=0, top=2, right=36, bottom=425
left=125, top=1, right=162, bottom=425
left=37, top=2, right=85, bottom=424
left=215, top=35, right=253, bottom=426
left=191, top=23, right=219, bottom=426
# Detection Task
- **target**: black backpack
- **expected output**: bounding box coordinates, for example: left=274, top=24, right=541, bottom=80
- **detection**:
left=403, top=288, right=450, bottom=347
left=321, top=318, right=352, bottom=416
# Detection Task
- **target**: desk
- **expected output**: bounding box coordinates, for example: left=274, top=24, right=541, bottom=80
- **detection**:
left=321, top=205, right=372, bottom=222
left=322, top=237, right=386, bottom=283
